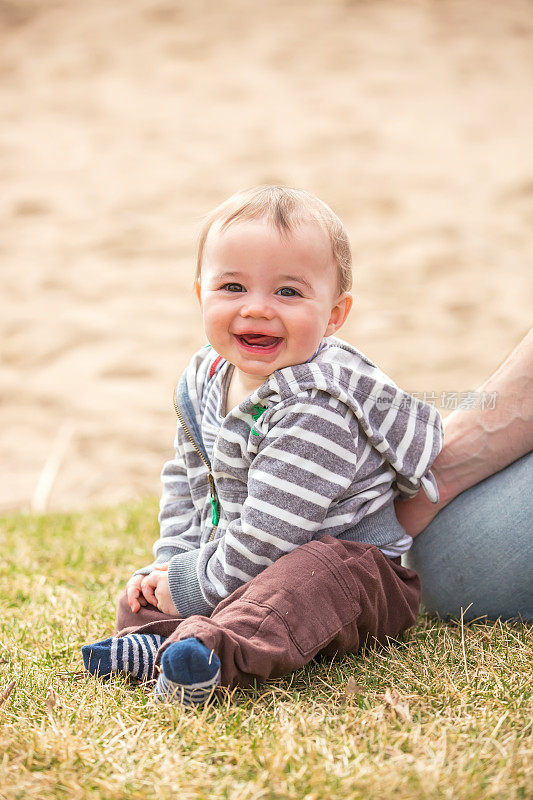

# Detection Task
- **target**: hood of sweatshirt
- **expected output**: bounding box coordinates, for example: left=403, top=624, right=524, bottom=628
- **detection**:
left=250, top=337, right=443, bottom=502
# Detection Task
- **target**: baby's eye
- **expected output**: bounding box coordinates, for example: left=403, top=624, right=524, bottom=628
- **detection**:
left=222, top=283, right=245, bottom=292
left=277, top=287, right=301, bottom=297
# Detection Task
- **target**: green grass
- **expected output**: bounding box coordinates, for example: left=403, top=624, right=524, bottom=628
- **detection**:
left=1, top=502, right=531, bottom=800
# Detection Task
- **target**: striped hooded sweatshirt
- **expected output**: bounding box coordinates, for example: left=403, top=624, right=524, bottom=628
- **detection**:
left=138, top=338, right=443, bottom=618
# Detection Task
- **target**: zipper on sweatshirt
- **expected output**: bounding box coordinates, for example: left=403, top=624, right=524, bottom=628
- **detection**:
left=173, top=391, right=219, bottom=541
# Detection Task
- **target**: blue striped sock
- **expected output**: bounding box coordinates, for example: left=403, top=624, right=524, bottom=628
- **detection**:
left=154, top=638, right=221, bottom=706
left=82, top=633, right=164, bottom=680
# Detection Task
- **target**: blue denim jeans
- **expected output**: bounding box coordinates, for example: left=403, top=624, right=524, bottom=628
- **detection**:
left=404, top=450, right=533, bottom=622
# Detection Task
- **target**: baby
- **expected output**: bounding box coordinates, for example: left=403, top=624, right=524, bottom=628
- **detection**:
left=82, top=186, right=442, bottom=705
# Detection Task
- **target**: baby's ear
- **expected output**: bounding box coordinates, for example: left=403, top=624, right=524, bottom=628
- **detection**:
left=325, top=292, right=353, bottom=337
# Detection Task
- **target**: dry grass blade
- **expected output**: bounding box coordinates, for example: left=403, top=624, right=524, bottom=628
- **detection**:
left=56, top=670, right=88, bottom=682
left=460, top=604, right=473, bottom=684
left=1, top=679, right=16, bottom=706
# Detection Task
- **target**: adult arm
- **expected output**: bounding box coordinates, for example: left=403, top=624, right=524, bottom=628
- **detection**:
left=395, top=327, right=533, bottom=536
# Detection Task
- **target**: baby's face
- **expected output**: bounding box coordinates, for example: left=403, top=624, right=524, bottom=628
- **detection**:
left=196, top=219, right=352, bottom=387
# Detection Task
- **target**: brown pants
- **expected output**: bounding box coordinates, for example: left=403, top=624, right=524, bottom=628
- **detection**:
left=116, top=536, right=420, bottom=689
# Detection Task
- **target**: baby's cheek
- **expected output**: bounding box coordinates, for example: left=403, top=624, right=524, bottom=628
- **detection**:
left=295, top=322, right=321, bottom=349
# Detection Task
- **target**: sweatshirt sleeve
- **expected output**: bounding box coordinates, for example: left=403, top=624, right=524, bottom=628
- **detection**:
left=134, top=423, right=201, bottom=576
left=166, top=396, right=359, bottom=616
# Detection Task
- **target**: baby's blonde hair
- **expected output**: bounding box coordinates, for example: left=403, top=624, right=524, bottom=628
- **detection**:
left=195, top=186, right=352, bottom=294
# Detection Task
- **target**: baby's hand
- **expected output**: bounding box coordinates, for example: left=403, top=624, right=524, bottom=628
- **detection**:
left=140, top=565, right=179, bottom=616
left=126, top=573, right=148, bottom=613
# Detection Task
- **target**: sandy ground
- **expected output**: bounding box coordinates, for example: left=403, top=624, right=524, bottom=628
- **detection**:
left=1, top=0, right=532, bottom=513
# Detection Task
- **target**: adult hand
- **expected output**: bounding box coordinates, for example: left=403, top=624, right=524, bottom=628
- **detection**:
left=394, top=484, right=448, bottom=537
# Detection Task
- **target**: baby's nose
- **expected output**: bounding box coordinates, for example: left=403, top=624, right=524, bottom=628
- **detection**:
left=240, top=295, right=274, bottom=319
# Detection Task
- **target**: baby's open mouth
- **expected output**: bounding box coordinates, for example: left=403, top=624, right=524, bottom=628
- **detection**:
left=237, top=334, right=282, bottom=349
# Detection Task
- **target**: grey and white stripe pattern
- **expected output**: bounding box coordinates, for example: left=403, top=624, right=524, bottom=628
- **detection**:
left=112, top=634, right=164, bottom=680
left=154, top=668, right=221, bottom=706
left=143, top=338, right=443, bottom=617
